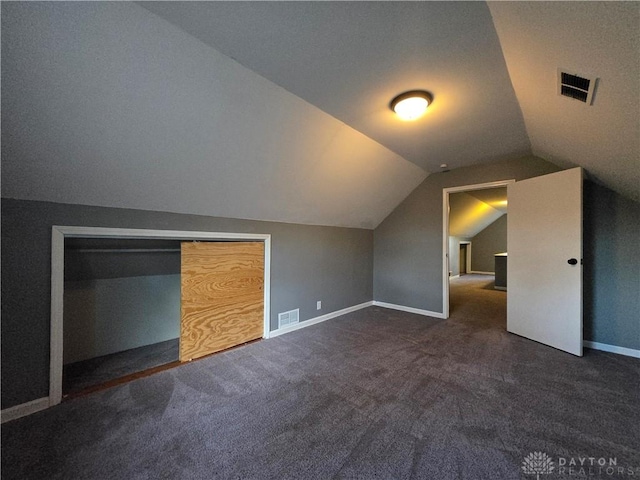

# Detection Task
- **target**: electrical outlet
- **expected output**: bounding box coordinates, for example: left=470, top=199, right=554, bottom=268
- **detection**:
left=317, top=301, right=322, bottom=310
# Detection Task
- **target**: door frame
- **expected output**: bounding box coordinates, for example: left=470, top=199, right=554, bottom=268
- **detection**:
left=50, top=226, right=271, bottom=407
left=459, top=241, right=471, bottom=275
left=442, top=180, right=514, bottom=318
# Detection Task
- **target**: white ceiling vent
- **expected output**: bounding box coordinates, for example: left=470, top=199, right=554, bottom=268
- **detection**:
left=557, top=68, right=597, bottom=105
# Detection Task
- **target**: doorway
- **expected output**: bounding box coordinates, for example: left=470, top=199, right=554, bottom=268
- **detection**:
left=459, top=242, right=470, bottom=275
left=50, top=226, right=271, bottom=407
left=442, top=180, right=513, bottom=318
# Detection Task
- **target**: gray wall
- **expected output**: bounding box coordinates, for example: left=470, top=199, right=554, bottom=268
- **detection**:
left=1, top=199, right=373, bottom=408
left=374, top=155, right=640, bottom=351
left=64, top=275, right=180, bottom=364
left=374, top=155, right=559, bottom=311
left=583, top=181, right=640, bottom=351
left=470, top=215, right=507, bottom=273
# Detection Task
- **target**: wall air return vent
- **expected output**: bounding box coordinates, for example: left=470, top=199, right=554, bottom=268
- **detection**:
left=278, top=308, right=299, bottom=329
left=558, top=68, right=597, bottom=105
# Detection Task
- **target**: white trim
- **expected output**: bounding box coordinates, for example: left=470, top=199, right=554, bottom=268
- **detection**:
left=442, top=181, right=515, bottom=194
left=470, top=271, right=495, bottom=275
left=442, top=180, right=514, bottom=319
left=51, top=226, right=272, bottom=406
left=584, top=341, right=640, bottom=358
left=449, top=274, right=460, bottom=280
left=1, top=397, right=50, bottom=424
left=269, top=302, right=373, bottom=338
left=373, top=301, right=446, bottom=319
left=51, top=226, right=271, bottom=240
left=443, top=190, right=449, bottom=319
left=494, top=286, right=507, bottom=291
left=262, top=236, right=272, bottom=340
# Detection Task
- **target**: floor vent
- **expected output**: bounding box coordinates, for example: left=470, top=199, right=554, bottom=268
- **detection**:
left=278, top=309, right=299, bottom=329
left=558, top=68, right=597, bottom=105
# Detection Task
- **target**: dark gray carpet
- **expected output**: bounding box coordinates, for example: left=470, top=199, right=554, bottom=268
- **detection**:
left=3, top=275, right=639, bottom=479
left=63, top=338, right=179, bottom=395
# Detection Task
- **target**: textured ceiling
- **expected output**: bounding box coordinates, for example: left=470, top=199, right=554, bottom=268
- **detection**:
left=142, top=0, right=640, bottom=202
left=140, top=1, right=532, bottom=173
left=2, top=2, right=638, bottom=232
left=488, top=1, right=640, bottom=202
left=1, top=2, right=425, bottom=229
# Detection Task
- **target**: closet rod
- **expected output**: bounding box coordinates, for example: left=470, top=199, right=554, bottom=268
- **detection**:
left=68, top=248, right=181, bottom=253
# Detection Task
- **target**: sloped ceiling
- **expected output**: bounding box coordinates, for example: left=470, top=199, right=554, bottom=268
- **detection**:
left=467, top=187, right=508, bottom=214
left=0, top=2, right=425, bottom=229
left=2, top=2, right=638, bottom=231
left=140, top=1, right=531, bottom=173
left=449, top=191, right=506, bottom=238
left=488, top=1, right=640, bottom=202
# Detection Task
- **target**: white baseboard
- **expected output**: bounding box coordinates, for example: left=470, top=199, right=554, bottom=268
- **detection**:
left=584, top=341, right=640, bottom=358
left=470, top=271, right=495, bottom=275
left=373, top=301, right=446, bottom=319
left=449, top=274, right=460, bottom=280
left=269, top=301, right=374, bottom=338
left=1, top=397, right=50, bottom=424
left=494, top=286, right=507, bottom=291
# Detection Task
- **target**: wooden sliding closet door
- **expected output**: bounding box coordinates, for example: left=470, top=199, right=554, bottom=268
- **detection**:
left=180, top=242, right=264, bottom=362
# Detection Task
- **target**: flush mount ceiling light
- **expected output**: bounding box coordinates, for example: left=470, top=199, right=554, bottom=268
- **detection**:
left=390, top=90, right=433, bottom=121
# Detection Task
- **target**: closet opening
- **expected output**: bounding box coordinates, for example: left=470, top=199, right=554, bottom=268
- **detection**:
left=50, top=227, right=271, bottom=406
left=63, top=238, right=182, bottom=398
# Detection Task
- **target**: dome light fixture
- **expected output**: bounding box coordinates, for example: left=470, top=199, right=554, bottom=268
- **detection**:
left=390, top=90, right=433, bottom=121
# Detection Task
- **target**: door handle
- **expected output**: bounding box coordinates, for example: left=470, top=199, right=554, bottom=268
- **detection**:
left=567, top=258, right=578, bottom=265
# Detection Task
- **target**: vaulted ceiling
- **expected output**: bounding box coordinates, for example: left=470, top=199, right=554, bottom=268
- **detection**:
left=2, top=2, right=638, bottom=230
left=488, top=2, right=639, bottom=203
left=140, top=1, right=531, bottom=173
left=142, top=1, right=639, bottom=202
left=467, top=188, right=508, bottom=214
left=449, top=188, right=507, bottom=239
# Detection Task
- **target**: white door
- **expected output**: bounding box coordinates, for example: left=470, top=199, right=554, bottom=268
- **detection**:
left=507, top=167, right=583, bottom=356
